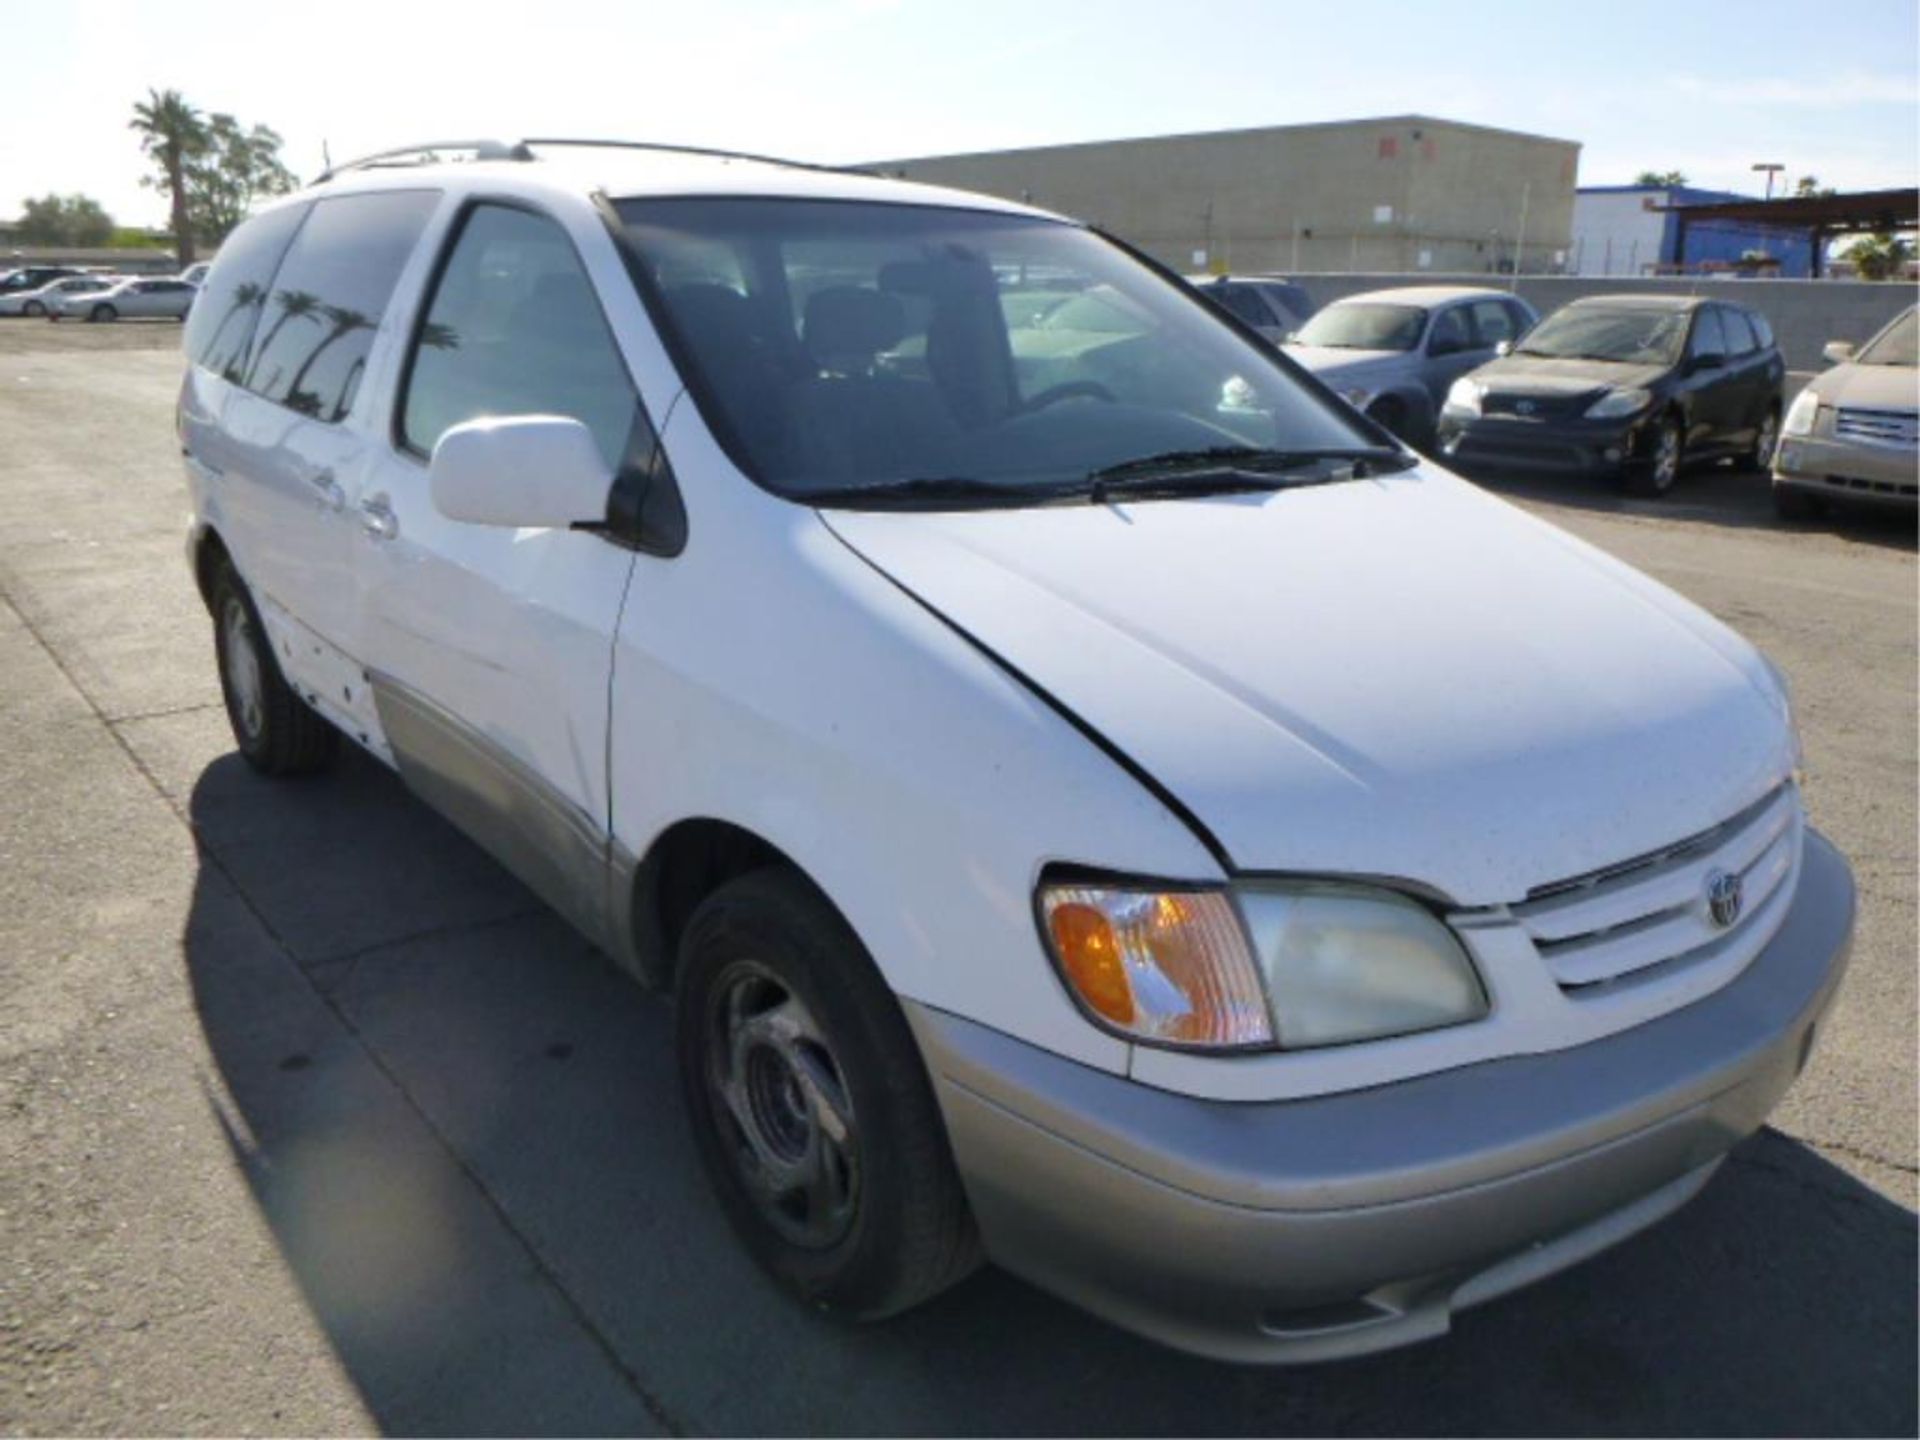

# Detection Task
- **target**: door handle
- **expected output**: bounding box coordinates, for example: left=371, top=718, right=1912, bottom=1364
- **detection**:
left=359, top=494, right=399, bottom=541
left=308, top=468, right=345, bottom=512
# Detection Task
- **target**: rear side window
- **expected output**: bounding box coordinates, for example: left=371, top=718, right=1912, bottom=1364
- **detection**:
left=1208, top=283, right=1275, bottom=329
left=242, top=190, right=439, bottom=423
left=1748, top=308, right=1775, bottom=350
left=185, top=202, right=309, bottom=381
left=399, top=203, right=638, bottom=468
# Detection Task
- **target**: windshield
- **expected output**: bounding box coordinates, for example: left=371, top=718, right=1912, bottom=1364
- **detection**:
left=1290, top=302, right=1426, bottom=352
left=1856, top=309, right=1917, bottom=366
left=1516, top=306, right=1690, bottom=365
left=616, top=198, right=1372, bottom=502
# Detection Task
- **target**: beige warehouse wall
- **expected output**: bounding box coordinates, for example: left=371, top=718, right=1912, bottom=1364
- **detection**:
left=876, top=116, right=1578, bottom=277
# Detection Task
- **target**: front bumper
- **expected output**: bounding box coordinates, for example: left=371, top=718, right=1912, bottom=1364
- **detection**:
left=1773, top=433, right=1918, bottom=510
left=1436, top=410, right=1653, bottom=478
left=907, top=829, right=1854, bottom=1363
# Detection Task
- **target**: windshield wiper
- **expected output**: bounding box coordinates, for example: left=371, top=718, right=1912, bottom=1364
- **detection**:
left=1083, top=445, right=1414, bottom=500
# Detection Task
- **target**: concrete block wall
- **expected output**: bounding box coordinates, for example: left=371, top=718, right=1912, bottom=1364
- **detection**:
left=1286, top=273, right=1917, bottom=372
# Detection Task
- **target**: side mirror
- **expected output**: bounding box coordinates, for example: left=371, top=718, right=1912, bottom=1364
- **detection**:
left=429, top=415, right=613, bottom=529
left=1494, top=339, right=1513, bottom=358
left=1822, top=339, right=1857, bottom=365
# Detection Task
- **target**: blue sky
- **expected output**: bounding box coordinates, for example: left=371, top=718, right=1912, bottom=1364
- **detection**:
left=4, top=0, right=1914, bottom=228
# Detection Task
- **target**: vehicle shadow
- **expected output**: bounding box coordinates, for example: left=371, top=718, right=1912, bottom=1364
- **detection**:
left=1466, top=461, right=1917, bottom=553
left=181, top=746, right=1918, bottom=1437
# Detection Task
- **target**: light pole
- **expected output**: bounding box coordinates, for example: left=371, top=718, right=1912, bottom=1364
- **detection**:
left=1752, top=162, right=1785, bottom=201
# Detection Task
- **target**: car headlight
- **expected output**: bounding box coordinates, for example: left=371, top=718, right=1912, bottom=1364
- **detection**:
left=1585, top=388, right=1652, bottom=420
left=1037, top=878, right=1487, bottom=1052
left=1782, top=388, right=1821, bottom=437
left=1443, top=377, right=1483, bottom=416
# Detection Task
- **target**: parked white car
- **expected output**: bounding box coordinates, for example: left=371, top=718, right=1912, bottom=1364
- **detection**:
left=54, top=275, right=196, bottom=321
left=0, top=273, right=121, bottom=317
left=179, top=140, right=1853, bottom=1364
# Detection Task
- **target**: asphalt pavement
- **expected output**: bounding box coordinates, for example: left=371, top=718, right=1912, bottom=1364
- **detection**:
left=1, top=322, right=1914, bottom=1436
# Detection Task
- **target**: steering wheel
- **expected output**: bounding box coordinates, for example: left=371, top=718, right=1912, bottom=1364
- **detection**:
left=1023, top=380, right=1117, bottom=413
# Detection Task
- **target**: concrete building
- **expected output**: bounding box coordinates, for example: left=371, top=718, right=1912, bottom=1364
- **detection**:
left=1571, top=185, right=1815, bottom=278
left=872, top=115, right=1579, bottom=276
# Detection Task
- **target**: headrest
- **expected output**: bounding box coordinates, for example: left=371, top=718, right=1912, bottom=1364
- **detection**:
left=803, top=286, right=906, bottom=363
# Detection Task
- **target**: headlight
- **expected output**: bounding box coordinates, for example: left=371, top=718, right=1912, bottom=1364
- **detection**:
left=1039, top=884, right=1272, bottom=1048
left=1037, top=878, right=1487, bottom=1051
left=1237, top=881, right=1488, bottom=1048
left=1782, top=388, right=1821, bottom=437
left=1585, top=388, right=1652, bottom=420
left=1443, top=378, right=1483, bottom=416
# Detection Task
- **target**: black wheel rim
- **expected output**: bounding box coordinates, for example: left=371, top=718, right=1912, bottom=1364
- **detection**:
left=705, top=960, right=860, bottom=1250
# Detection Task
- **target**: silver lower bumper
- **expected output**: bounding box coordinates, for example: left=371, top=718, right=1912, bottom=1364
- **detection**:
left=907, top=830, right=1855, bottom=1363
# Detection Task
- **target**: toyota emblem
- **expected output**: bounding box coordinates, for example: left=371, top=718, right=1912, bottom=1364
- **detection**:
left=1515, top=398, right=1536, bottom=415
left=1706, top=870, right=1744, bottom=928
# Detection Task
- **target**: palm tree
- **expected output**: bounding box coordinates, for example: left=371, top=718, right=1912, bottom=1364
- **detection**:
left=130, top=88, right=207, bottom=268
left=284, top=305, right=374, bottom=414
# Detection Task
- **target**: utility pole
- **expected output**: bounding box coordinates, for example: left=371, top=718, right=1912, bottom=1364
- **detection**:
left=1510, top=180, right=1530, bottom=293
left=1752, top=162, right=1784, bottom=200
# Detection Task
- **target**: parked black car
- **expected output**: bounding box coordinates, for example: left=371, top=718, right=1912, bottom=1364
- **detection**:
left=1436, top=295, right=1785, bottom=497
left=0, top=265, right=84, bottom=296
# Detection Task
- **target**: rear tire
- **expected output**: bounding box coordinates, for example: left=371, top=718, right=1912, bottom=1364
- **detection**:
left=676, top=868, right=980, bottom=1321
left=1742, top=405, right=1780, bottom=472
left=22, top=300, right=43, bottom=317
left=90, top=304, right=116, bottom=323
left=210, top=560, right=337, bottom=776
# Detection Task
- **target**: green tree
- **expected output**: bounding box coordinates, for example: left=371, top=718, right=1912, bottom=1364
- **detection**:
left=15, top=193, right=115, bottom=246
left=1634, top=169, right=1688, bottom=187
left=187, top=114, right=296, bottom=245
left=1843, top=232, right=1915, bottom=281
left=130, top=87, right=208, bottom=267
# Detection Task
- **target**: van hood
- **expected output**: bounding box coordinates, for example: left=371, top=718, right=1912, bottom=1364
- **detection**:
left=822, top=471, right=1793, bottom=904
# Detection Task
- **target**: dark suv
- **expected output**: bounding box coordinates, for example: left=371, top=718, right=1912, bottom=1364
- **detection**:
left=0, top=265, right=84, bottom=296
left=1436, top=295, right=1785, bottom=497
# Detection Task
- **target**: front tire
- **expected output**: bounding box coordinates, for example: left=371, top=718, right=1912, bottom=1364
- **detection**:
left=676, top=869, right=980, bottom=1320
left=1624, top=413, right=1683, bottom=497
left=210, top=561, right=337, bottom=775
left=90, top=303, right=117, bottom=323
left=22, top=300, right=44, bottom=317
left=1742, top=405, right=1780, bottom=472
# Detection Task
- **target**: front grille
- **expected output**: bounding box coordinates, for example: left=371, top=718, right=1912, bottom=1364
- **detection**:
left=1482, top=392, right=1591, bottom=421
left=1816, top=473, right=1919, bottom=498
left=1512, top=785, right=1802, bottom=995
left=1833, top=408, right=1919, bottom=447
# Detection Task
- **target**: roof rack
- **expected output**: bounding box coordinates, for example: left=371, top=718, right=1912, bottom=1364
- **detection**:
left=311, top=137, right=868, bottom=187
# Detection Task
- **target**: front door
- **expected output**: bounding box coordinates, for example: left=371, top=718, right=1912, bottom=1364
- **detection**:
left=353, top=200, right=649, bottom=947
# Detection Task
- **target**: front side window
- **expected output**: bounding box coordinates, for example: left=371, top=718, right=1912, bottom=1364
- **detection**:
left=1856, top=308, right=1916, bottom=366
left=400, top=203, right=639, bottom=469
left=1469, top=299, right=1518, bottom=347
left=1515, top=306, right=1691, bottom=365
left=242, top=189, right=439, bottom=423
left=1688, top=307, right=1728, bottom=361
left=1293, top=302, right=1426, bottom=353
left=618, top=197, right=1372, bottom=501
left=1427, top=306, right=1472, bottom=354
left=185, top=202, right=310, bottom=380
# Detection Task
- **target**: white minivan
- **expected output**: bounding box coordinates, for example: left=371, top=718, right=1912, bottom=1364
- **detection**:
left=179, top=140, right=1853, bottom=1364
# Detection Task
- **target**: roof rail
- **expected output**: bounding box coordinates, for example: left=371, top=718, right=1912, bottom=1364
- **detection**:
left=312, top=139, right=529, bottom=185
left=310, top=136, right=871, bottom=187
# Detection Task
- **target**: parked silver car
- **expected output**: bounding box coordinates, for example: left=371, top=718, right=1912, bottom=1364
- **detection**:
left=1773, top=306, right=1917, bottom=518
left=51, top=275, right=197, bottom=322
left=0, top=274, right=121, bottom=318
left=1284, top=286, right=1537, bottom=448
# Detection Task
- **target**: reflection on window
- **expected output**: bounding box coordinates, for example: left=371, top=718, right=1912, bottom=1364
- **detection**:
left=242, top=190, right=438, bottom=423
left=400, top=204, right=638, bottom=468
left=186, top=202, right=309, bottom=381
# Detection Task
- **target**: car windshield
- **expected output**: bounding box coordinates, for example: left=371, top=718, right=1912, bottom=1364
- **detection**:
left=1856, top=309, right=1917, bottom=366
left=616, top=198, right=1376, bottom=503
left=1516, top=306, right=1690, bottom=365
left=1290, top=303, right=1426, bottom=352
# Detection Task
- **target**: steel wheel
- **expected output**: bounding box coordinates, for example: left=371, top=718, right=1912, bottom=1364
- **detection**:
left=1649, top=419, right=1681, bottom=492
left=705, top=959, right=861, bottom=1250
left=1749, top=409, right=1779, bottom=471
left=22, top=300, right=43, bottom=317
left=220, top=593, right=265, bottom=745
